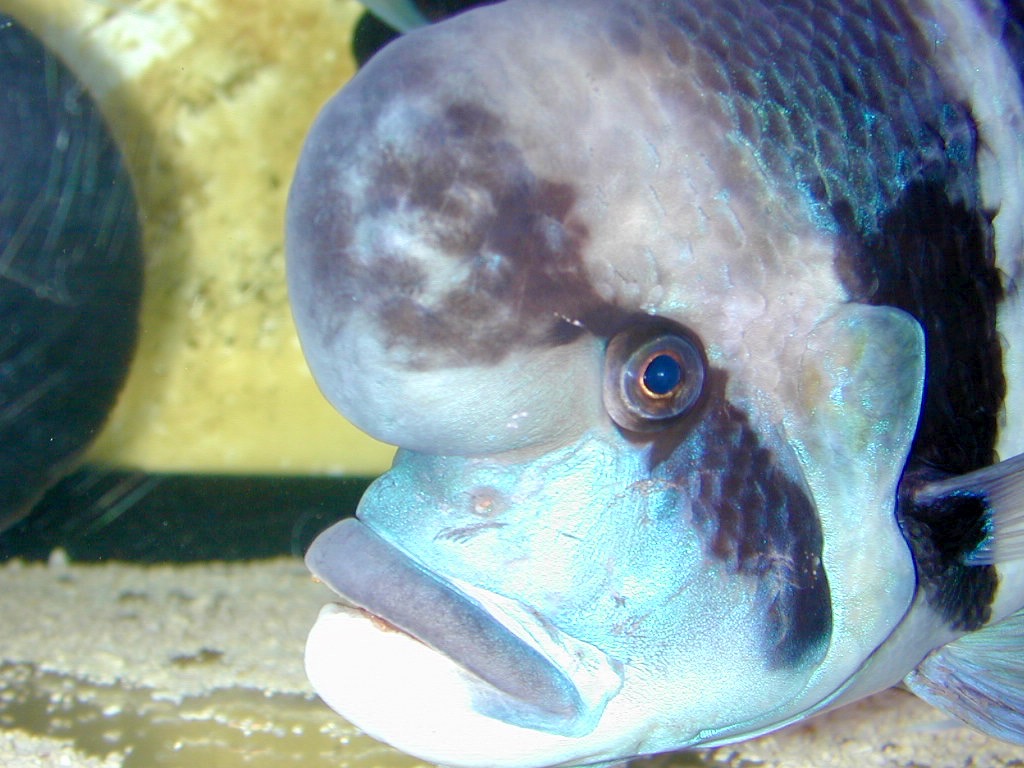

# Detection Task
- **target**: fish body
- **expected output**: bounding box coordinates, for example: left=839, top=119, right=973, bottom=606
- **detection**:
left=0, top=14, right=143, bottom=532
left=286, top=1, right=1024, bottom=766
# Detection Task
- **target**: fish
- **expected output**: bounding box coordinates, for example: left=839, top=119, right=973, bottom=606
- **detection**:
left=358, top=0, right=431, bottom=32
left=350, top=0, right=488, bottom=66
left=285, top=1, right=1024, bottom=766
left=0, top=14, right=143, bottom=533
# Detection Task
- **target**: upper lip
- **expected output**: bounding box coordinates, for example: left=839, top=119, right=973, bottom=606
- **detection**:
left=305, top=517, right=623, bottom=737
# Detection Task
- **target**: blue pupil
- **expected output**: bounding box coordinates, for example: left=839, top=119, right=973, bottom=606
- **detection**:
left=642, top=353, right=682, bottom=396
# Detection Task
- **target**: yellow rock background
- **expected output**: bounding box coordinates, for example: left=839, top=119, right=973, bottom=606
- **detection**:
left=0, top=0, right=396, bottom=474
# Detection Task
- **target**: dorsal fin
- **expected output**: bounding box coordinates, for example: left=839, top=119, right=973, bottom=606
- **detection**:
left=361, top=0, right=429, bottom=32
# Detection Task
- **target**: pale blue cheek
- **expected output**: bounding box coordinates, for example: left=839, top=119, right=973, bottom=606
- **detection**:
left=354, top=432, right=712, bottom=663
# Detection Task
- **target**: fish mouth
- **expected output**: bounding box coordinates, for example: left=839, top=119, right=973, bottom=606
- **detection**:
left=304, top=518, right=622, bottom=737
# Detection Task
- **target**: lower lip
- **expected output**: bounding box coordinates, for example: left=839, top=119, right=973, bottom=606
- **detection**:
left=305, top=518, right=586, bottom=725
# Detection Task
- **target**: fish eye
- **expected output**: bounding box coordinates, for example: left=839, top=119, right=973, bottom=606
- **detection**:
left=642, top=352, right=683, bottom=395
left=603, top=320, right=706, bottom=432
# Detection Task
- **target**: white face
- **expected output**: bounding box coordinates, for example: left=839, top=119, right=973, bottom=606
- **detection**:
left=287, top=2, right=927, bottom=765
left=305, top=426, right=826, bottom=767
left=302, top=306, right=925, bottom=765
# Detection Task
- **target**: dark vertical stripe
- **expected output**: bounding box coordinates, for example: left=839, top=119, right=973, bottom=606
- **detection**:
left=1000, top=1, right=1024, bottom=89
left=823, top=7, right=1009, bottom=629
left=649, top=373, right=832, bottom=667
left=833, top=182, right=1005, bottom=478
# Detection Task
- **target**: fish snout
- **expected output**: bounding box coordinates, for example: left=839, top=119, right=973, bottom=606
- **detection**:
left=305, top=517, right=623, bottom=738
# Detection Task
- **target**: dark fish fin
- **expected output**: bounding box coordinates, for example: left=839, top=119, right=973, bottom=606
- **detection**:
left=360, top=0, right=429, bottom=31
left=354, top=1, right=496, bottom=66
left=904, top=608, right=1024, bottom=744
left=916, top=453, right=1024, bottom=565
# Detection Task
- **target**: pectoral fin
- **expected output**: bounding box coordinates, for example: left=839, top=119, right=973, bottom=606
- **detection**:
left=916, top=453, right=1024, bottom=565
left=905, top=608, right=1024, bottom=744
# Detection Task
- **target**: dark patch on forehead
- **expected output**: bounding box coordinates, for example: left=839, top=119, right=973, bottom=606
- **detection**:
left=652, top=372, right=832, bottom=668
left=325, top=94, right=619, bottom=368
left=606, top=7, right=646, bottom=57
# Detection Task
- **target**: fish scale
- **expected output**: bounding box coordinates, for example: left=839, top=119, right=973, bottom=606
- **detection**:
left=288, top=1, right=1024, bottom=766
left=662, top=0, right=978, bottom=235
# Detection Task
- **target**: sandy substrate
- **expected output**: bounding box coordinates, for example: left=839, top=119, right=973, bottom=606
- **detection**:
left=1, top=555, right=1023, bottom=768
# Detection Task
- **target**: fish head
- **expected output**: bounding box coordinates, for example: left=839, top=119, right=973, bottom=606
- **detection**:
left=288, top=3, right=926, bottom=766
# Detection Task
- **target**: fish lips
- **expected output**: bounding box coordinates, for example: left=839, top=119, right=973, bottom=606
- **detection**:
left=304, top=517, right=623, bottom=737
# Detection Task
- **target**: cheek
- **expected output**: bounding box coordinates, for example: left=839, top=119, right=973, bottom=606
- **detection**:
left=649, top=391, right=833, bottom=669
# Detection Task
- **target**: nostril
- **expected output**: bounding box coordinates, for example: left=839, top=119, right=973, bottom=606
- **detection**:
left=468, top=486, right=507, bottom=518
